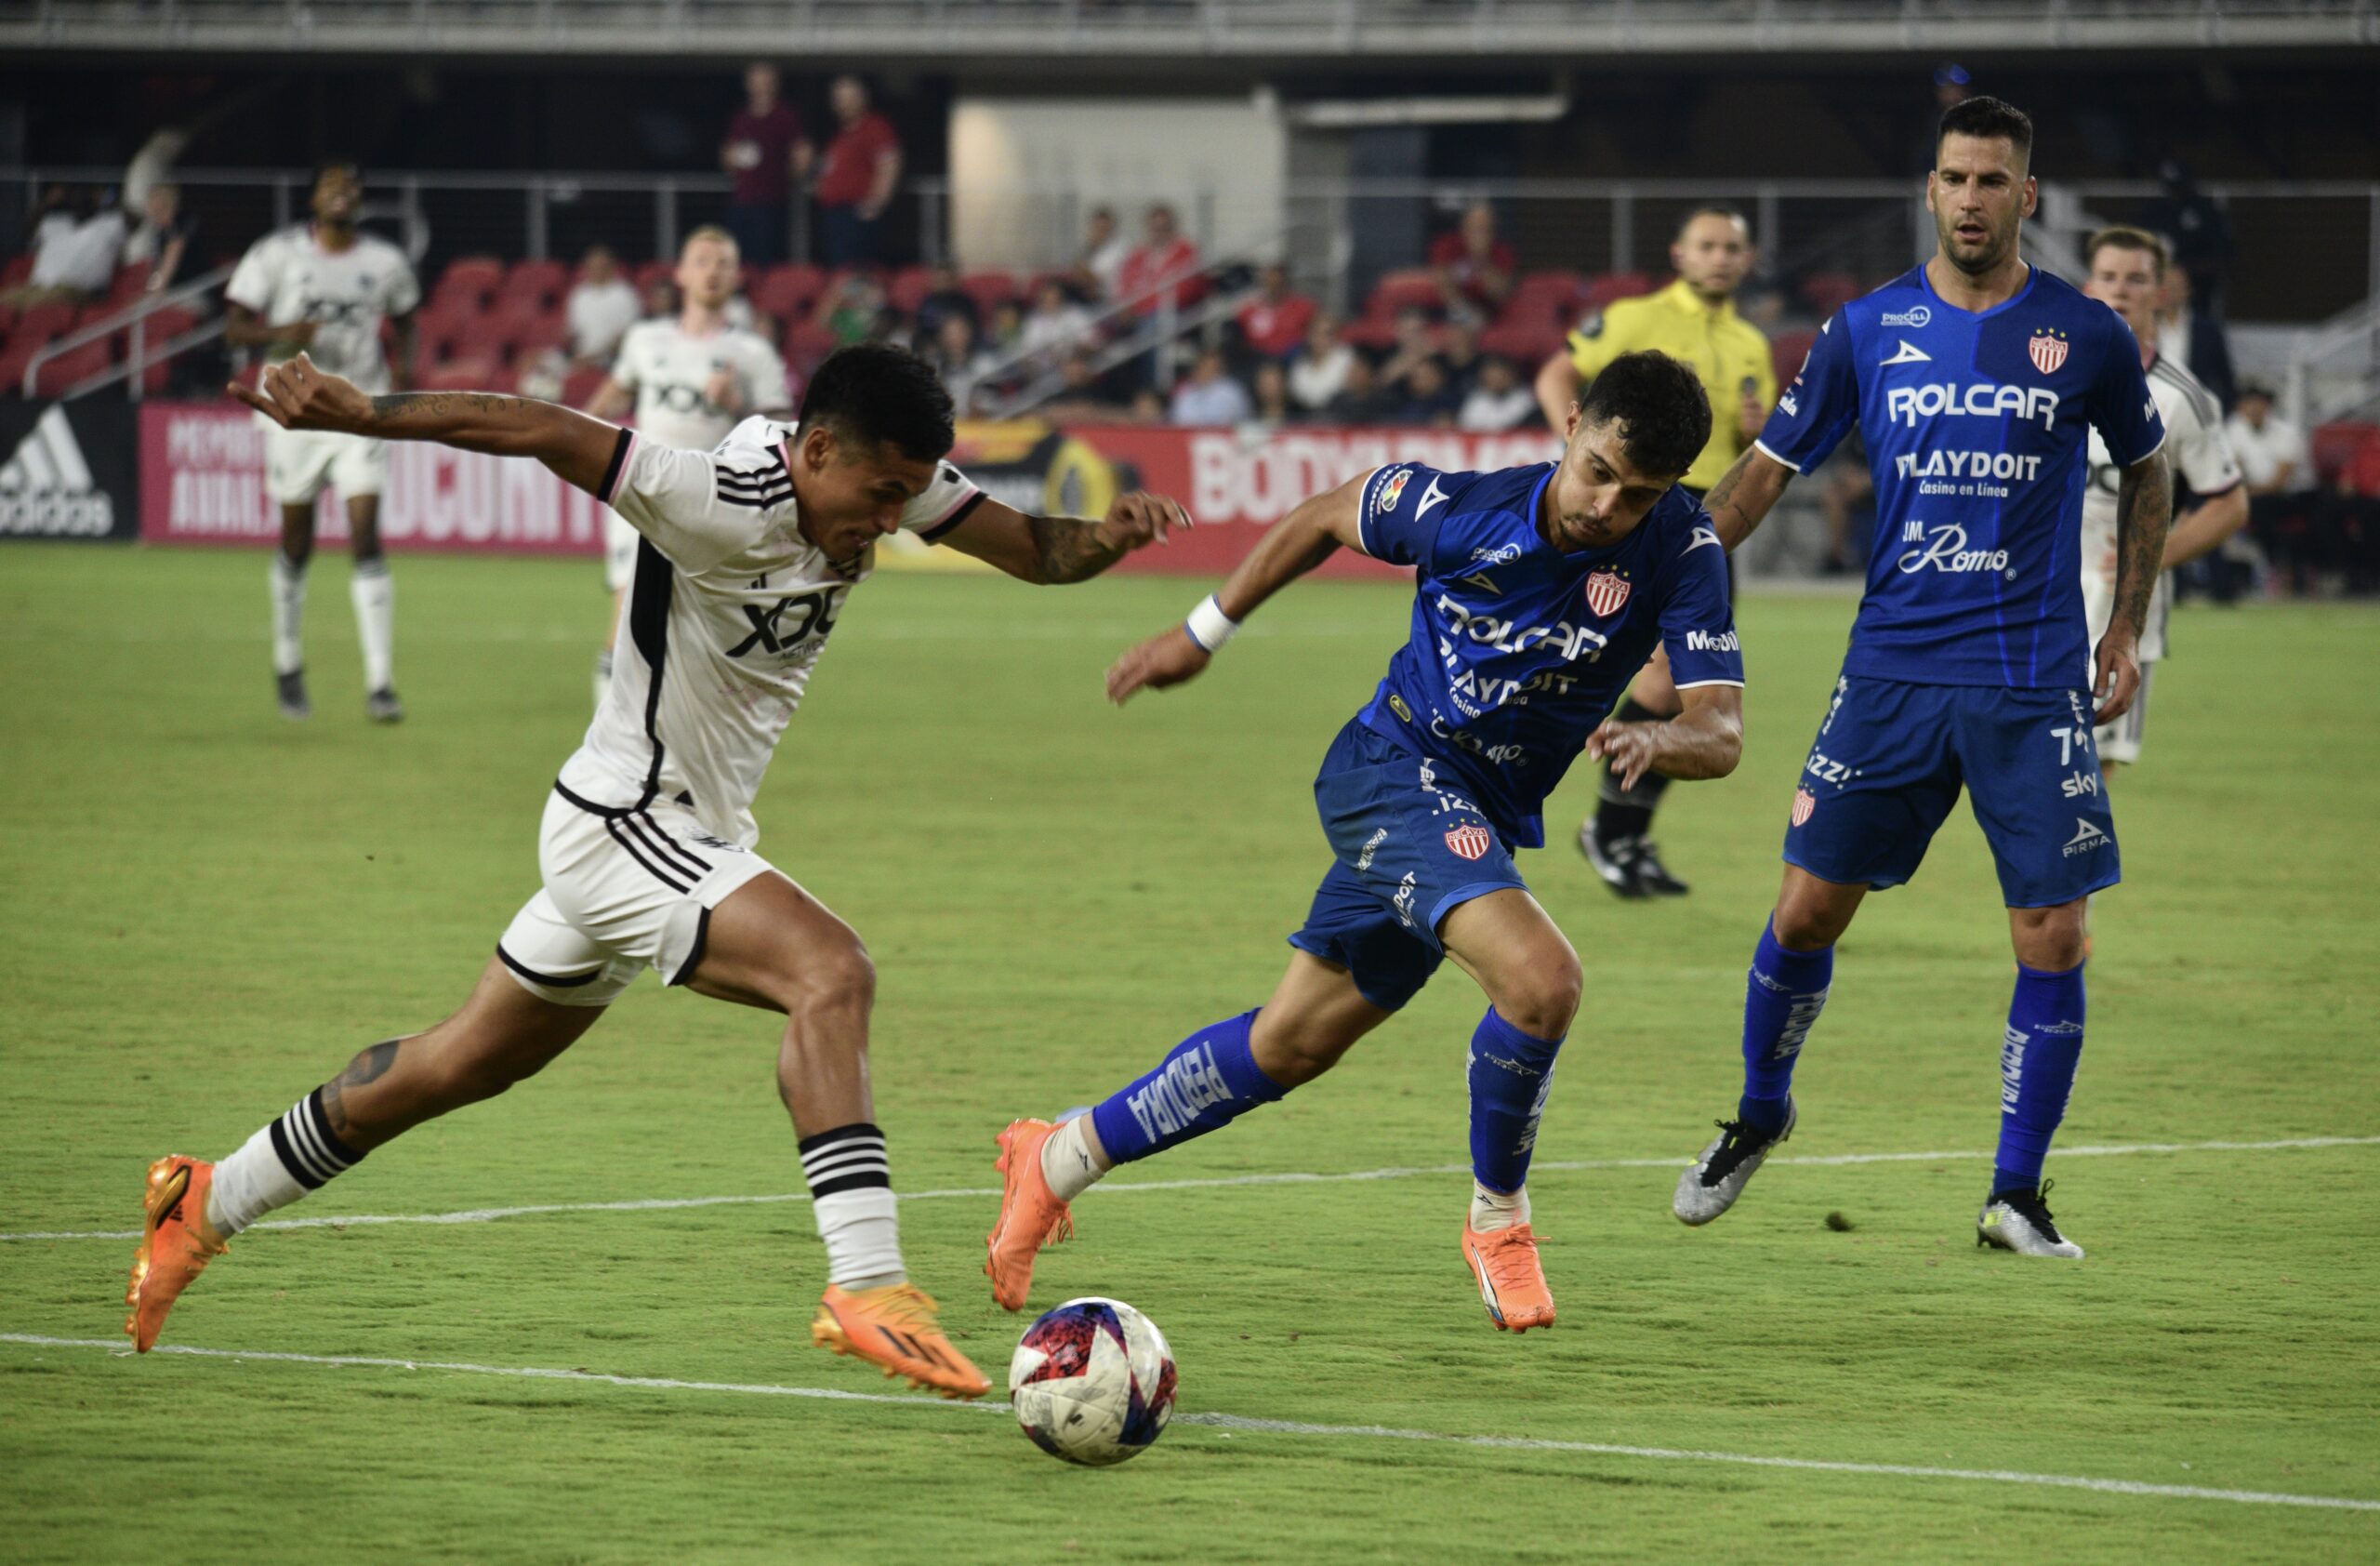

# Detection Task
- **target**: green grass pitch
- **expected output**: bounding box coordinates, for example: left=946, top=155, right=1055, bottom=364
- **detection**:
left=2, top=543, right=2376, bottom=1564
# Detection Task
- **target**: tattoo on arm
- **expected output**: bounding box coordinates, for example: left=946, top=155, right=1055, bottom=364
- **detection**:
left=366, top=392, right=522, bottom=427
left=317, top=1039, right=403, bottom=1145
left=2110, top=452, right=2174, bottom=636
left=1025, top=514, right=1126, bottom=585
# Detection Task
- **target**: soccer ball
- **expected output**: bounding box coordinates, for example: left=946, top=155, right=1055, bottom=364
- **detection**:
left=1007, top=1296, right=1177, bottom=1466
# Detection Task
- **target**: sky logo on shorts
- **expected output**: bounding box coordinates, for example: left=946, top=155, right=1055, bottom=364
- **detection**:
left=1444, top=823, right=1493, bottom=861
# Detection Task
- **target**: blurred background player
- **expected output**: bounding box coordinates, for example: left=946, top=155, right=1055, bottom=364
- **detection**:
left=2078, top=225, right=2246, bottom=790
left=1537, top=207, right=1774, bottom=897
left=583, top=225, right=793, bottom=706
left=128, top=343, right=1187, bottom=1395
left=1670, top=98, right=2173, bottom=1259
left=986, top=352, right=1744, bottom=1333
left=225, top=162, right=419, bottom=723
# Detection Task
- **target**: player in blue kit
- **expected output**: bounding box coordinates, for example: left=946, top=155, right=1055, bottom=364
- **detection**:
left=1669, top=98, right=2175, bottom=1258
left=985, top=352, right=1747, bottom=1330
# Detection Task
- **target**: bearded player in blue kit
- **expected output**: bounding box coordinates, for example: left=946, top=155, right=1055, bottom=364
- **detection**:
left=985, top=352, right=1747, bottom=1331
left=1669, top=97, right=2174, bottom=1258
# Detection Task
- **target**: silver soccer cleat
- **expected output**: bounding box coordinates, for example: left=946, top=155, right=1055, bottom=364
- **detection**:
left=1673, top=1099, right=1794, bottom=1226
left=1977, top=1180, right=2084, bottom=1258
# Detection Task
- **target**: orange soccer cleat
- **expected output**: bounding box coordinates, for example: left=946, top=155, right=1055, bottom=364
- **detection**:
left=810, top=1282, right=991, bottom=1400
left=125, top=1156, right=229, bottom=1352
left=984, top=1118, right=1074, bottom=1312
left=1461, top=1222, right=1556, bottom=1333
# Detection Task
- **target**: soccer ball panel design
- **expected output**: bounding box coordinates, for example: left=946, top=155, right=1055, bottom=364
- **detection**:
left=1008, top=1296, right=1176, bottom=1466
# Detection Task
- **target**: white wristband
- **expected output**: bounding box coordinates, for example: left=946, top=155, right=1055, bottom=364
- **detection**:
left=1183, top=593, right=1240, bottom=653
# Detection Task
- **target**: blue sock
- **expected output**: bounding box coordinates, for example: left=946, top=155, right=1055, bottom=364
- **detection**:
left=1468, top=1008, right=1565, bottom=1194
left=1994, top=962, right=2085, bottom=1195
left=1089, top=1011, right=1287, bottom=1166
left=1739, top=918, right=1833, bottom=1135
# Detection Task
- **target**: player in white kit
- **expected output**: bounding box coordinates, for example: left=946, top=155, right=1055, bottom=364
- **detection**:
left=225, top=164, right=420, bottom=723
left=2077, top=226, right=2246, bottom=773
left=126, top=341, right=1190, bottom=1398
left=584, top=225, right=793, bottom=705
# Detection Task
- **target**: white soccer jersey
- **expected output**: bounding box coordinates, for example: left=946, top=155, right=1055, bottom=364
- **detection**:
left=557, top=417, right=983, bottom=848
left=610, top=319, right=793, bottom=452
left=226, top=225, right=419, bottom=394
left=2081, top=351, right=2241, bottom=662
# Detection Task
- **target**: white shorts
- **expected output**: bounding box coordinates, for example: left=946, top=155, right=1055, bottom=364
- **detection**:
left=262, top=418, right=388, bottom=506
left=496, top=789, right=777, bottom=1006
left=2093, top=661, right=2153, bottom=766
left=603, top=508, right=639, bottom=592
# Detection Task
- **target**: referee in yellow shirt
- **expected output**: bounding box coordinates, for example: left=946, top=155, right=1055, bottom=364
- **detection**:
left=1535, top=206, right=1775, bottom=898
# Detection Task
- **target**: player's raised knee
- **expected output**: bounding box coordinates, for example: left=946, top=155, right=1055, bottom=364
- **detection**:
left=1496, top=948, right=1582, bottom=1040
left=779, top=936, right=877, bottom=1015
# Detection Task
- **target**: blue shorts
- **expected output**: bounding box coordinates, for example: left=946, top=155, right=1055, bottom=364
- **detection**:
left=1783, top=673, right=2121, bottom=909
left=1287, top=719, right=1527, bottom=1013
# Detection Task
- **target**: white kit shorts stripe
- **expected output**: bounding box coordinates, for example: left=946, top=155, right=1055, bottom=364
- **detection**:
left=495, top=789, right=777, bottom=1006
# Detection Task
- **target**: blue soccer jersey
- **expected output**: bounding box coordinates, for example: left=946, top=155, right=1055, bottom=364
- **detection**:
left=1757, top=264, right=2165, bottom=688
left=1349, top=459, right=1743, bottom=849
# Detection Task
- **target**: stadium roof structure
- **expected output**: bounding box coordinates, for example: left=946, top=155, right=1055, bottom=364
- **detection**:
left=5, top=0, right=2375, bottom=60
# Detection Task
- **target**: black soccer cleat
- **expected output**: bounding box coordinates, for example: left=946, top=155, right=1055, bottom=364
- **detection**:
left=1625, top=839, right=1690, bottom=897
left=276, top=669, right=311, bottom=721
left=1977, top=1179, right=2084, bottom=1258
left=1673, top=1099, right=1794, bottom=1226
left=365, top=687, right=405, bottom=724
left=1578, top=824, right=1650, bottom=899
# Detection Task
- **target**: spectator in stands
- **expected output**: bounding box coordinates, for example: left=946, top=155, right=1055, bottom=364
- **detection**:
left=2148, top=157, right=2233, bottom=308
left=2311, top=465, right=2380, bottom=595
left=1396, top=357, right=1461, bottom=428
left=816, top=272, right=892, bottom=345
left=1325, top=353, right=1396, bottom=424
left=1376, top=306, right=1441, bottom=393
left=1019, top=279, right=1095, bottom=371
left=721, top=61, right=811, bottom=269
left=1457, top=355, right=1536, bottom=432
left=1429, top=201, right=1515, bottom=325
left=1129, top=386, right=1169, bottom=422
left=1288, top=312, right=1354, bottom=413
left=1074, top=206, right=1130, bottom=301
left=1438, top=320, right=1483, bottom=396
left=641, top=275, right=677, bottom=320
left=1236, top=263, right=1316, bottom=360
left=1044, top=349, right=1130, bottom=416
left=122, top=183, right=193, bottom=295
left=814, top=74, right=903, bottom=266
left=6, top=186, right=126, bottom=306
left=565, top=246, right=642, bottom=366
left=1250, top=360, right=1294, bottom=426
left=920, top=312, right=992, bottom=414
left=912, top=262, right=979, bottom=345
left=1169, top=347, right=1251, bottom=426
left=2228, top=381, right=2317, bottom=587
left=1117, top=204, right=1203, bottom=317
left=2156, top=265, right=2237, bottom=410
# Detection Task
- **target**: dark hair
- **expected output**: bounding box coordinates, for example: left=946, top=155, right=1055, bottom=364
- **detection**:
left=2085, top=224, right=2167, bottom=277
left=312, top=160, right=361, bottom=187
left=797, top=343, right=956, bottom=463
left=1578, top=351, right=1712, bottom=480
left=1937, top=96, right=2034, bottom=168
left=1676, top=206, right=1750, bottom=241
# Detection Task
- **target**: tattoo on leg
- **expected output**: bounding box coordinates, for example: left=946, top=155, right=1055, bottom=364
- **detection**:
left=318, top=1039, right=402, bottom=1144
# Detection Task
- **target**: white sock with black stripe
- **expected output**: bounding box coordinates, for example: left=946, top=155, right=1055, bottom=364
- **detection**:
left=205, top=1085, right=368, bottom=1237
left=799, top=1121, right=905, bottom=1291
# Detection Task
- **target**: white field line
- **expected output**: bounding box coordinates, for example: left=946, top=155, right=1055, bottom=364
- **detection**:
left=6, top=1134, right=2376, bottom=1244
left=2, top=1333, right=2373, bottom=1515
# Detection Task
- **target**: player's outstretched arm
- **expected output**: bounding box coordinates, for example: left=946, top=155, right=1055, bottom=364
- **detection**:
left=932, top=492, right=1189, bottom=585
left=1700, top=445, right=1797, bottom=551
left=2094, top=446, right=2174, bottom=723
left=231, top=352, right=622, bottom=496
left=1586, top=683, right=1743, bottom=788
left=1533, top=352, right=1582, bottom=431
left=1104, top=470, right=1366, bottom=705
left=2159, top=484, right=2247, bottom=571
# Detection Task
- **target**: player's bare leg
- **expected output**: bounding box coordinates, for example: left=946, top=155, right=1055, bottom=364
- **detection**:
left=1675, top=866, right=1864, bottom=1225
left=1980, top=898, right=2090, bottom=1258
left=989, top=953, right=1391, bottom=1311
left=347, top=494, right=402, bottom=722
left=1580, top=647, right=1690, bottom=897
left=688, top=871, right=990, bottom=1398
left=128, top=962, right=602, bottom=1350
left=1438, top=889, right=1582, bottom=1330
left=271, top=501, right=316, bottom=718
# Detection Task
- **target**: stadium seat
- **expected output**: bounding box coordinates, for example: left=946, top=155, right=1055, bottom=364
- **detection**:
left=1502, top=270, right=1585, bottom=330
left=431, top=255, right=506, bottom=308
left=887, top=265, right=938, bottom=315
left=1771, top=328, right=1818, bottom=389
left=784, top=321, right=841, bottom=377
left=633, top=259, right=676, bottom=297
left=1336, top=316, right=1400, bottom=352
left=1582, top=272, right=1655, bottom=311
left=131, top=306, right=201, bottom=394
left=960, top=271, right=1021, bottom=316
left=416, top=295, right=490, bottom=361
left=497, top=259, right=569, bottom=309
left=1800, top=271, right=1865, bottom=320
left=417, top=353, right=501, bottom=392
left=750, top=263, right=826, bottom=323
left=0, top=254, right=31, bottom=290
left=2313, top=422, right=2380, bottom=495
left=26, top=338, right=112, bottom=398
left=1478, top=321, right=1562, bottom=366
left=107, top=264, right=152, bottom=308
left=9, top=299, right=77, bottom=347
left=483, top=298, right=564, bottom=358
left=561, top=363, right=609, bottom=407
left=1364, top=268, right=1445, bottom=319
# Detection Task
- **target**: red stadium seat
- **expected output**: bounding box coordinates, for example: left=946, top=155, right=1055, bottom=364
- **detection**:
left=108, top=264, right=152, bottom=307
left=749, top=264, right=826, bottom=323
left=498, top=259, right=569, bottom=308
left=9, top=299, right=77, bottom=347
left=1364, top=268, right=1444, bottom=320
left=1800, top=271, right=1864, bottom=320
left=961, top=271, right=1021, bottom=316
left=129, top=307, right=201, bottom=393
left=784, top=321, right=841, bottom=377
left=1478, top=321, right=1562, bottom=366
left=415, top=297, right=488, bottom=363
left=432, top=255, right=506, bottom=308
left=417, top=353, right=502, bottom=392
left=27, top=338, right=112, bottom=397
left=1336, top=317, right=1399, bottom=352
left=1771, top=328, right=1818, bottom=389
left=886, top=265, right=937, bottom=315
left=2312, top=422, right=2380, bottom=494
left=0, top=254, right=33, bottom=289
left=483, top=298, right=564, bottom=358
left=1501, top=270, right=1585, bottom=330
left=1582, top=272, right=1655, bottom=312
left=561, top=364, right=610, bottom=407
left=633, top=259, right=677, bottom=298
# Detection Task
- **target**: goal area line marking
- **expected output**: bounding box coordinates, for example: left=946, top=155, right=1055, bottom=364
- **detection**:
left=7, top=1134, right=2375, bottom=1243
left=2, top=1333, right=2373, bottom=1515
